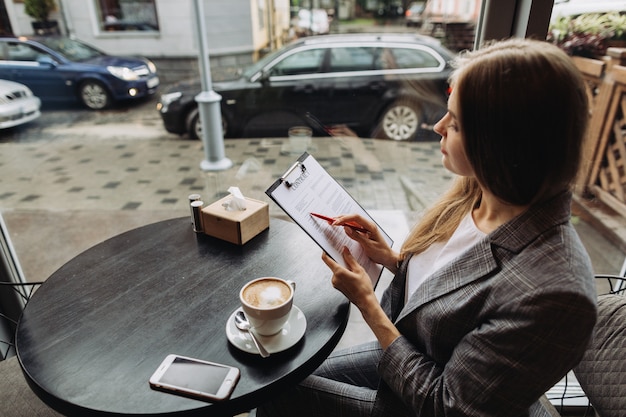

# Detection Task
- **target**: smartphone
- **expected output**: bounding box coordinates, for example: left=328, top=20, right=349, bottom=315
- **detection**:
left=149, top=354, right=240, bottom=402
left=305, top=112, right=331, bottom=135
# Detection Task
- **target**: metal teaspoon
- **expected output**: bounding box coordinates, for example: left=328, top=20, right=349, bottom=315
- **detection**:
left=234, top=311, right=270, bottom=358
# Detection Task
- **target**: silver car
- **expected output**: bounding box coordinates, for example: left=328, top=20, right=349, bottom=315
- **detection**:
left=0, top=79, right=41, bottom=129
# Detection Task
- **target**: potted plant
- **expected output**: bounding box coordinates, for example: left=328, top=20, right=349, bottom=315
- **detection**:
left=24, top=0, right=59, bottom=35
left=548, top=12, right=626, bottom=58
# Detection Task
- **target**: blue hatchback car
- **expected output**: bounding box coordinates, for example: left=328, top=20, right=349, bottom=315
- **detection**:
left=0, top=36, right=159, bottom=109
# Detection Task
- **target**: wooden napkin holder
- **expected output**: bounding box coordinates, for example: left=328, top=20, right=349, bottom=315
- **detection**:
left=201, top=196, right=269, bottom=245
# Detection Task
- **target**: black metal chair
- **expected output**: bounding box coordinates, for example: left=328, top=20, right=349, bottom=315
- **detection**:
left=593, top=274, right=626, bottom=296
left=1, top=281, right=43, bottom=361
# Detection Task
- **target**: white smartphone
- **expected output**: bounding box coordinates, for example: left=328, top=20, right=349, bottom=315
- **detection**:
left=149, top=354, right=240, bottom=402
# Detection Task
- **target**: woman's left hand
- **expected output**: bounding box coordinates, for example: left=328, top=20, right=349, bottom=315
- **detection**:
left=322, top=247, right=401, bottom=349
left=322, top=247, right=377, bottom=312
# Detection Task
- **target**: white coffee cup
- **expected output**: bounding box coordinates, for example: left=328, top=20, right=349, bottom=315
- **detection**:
left=288, top=126, right=312, bottom=153
left=239, top=277, right=296, bottom=336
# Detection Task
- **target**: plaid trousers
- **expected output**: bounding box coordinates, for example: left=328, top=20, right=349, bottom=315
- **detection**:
left=256, top=341, right=382, bottom=417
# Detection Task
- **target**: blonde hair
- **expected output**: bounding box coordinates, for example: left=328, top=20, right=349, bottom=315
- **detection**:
left=401, top=38, right=589, bottom=257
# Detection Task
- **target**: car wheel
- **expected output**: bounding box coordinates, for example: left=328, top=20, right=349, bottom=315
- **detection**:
left=378, top=101, right=421, bottom=141
left=186, top=108, right=202, bottom=139
left=79, top=80, right=111, bottom=110
left=186, top=107, right=230, bottom=140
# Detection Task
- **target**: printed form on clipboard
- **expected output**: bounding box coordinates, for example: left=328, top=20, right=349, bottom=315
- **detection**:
left=266, top=152, right=393, bottom=289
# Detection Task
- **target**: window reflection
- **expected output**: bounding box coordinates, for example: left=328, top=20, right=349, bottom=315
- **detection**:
left=97, top=0, right=159, bottom=32
left=270, top=49, right=326, bottom=76
left=5, top=42, right=42, bottom=61
left=329, top=47, right=376, bottom=72
left=389, top=48, right=441, bottom=69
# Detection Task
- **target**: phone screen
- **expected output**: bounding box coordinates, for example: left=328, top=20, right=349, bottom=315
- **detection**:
left=305, top=112, right=331, bottom=135
left=158, top=356, right=231, bottom=395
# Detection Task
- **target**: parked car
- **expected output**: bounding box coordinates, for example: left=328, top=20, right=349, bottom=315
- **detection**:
left=0, top=36, right=159, bottom=110
left=0, top=79, right=41, bottom=129
left=158, top=33, right=454, bottom=141
left=405, top=1, right=426, bottom=27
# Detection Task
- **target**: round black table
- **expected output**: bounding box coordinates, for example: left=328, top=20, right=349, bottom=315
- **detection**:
left=16, top=217, right=350, bottom=416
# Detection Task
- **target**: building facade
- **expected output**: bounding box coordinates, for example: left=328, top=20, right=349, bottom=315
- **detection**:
left=0, top=0, right=291, bottom=83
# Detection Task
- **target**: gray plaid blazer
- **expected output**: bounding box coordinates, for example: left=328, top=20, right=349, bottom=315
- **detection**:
left=374, top=191, right=597, bottom=417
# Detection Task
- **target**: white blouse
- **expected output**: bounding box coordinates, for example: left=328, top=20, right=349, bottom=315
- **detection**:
left=406, top=212, right=486, bottom=301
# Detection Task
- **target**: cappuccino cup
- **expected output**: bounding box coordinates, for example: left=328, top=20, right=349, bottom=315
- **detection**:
left=240, top=277, right=295, bottom=336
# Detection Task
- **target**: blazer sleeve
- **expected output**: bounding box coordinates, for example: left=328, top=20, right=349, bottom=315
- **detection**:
left=374, top=287, right=597, bottom=417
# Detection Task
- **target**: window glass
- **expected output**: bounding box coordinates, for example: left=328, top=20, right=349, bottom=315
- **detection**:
left=269, top=49, right=326, bottom=76
left=97, top=0, right=159, bottom=32
left=36, top=38, right=103, bottom=61
left=376, top=47, right=440, bottom=70
left=5, top=42, right=44, bottom=61
left=328, top=47, right=376, bottom=72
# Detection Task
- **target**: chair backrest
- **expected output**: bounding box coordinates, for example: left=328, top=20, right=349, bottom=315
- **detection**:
left=0, top=211, right=42, bottom=361
left=619, top=259, right=626, bottom=293
left=573, top=293, right=626, bottom=417
left=1, top=282, right=42, bottom=360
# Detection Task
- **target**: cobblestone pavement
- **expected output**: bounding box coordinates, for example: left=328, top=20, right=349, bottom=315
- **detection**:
left=0, top=136, right=451, bottom=214
left=1, top=133, right=623, bottom=282
left=0, top=135, right=456, bottom=283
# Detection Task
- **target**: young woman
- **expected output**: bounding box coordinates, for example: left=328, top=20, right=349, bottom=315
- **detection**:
left=257, top=37, right=598, bottom=417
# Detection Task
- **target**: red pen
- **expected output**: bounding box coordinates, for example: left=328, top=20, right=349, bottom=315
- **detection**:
left=310, top=212, right=369, bottom=234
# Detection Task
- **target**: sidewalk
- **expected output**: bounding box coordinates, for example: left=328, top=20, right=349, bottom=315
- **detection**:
left=1, top=135, right=623, bottom=285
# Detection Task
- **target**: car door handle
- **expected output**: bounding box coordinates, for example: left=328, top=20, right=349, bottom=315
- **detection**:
left=370, top=81, right=385, bottom=91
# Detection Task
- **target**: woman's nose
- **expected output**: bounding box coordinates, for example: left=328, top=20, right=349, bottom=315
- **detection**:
left=433, top=115, right=446, bottom=137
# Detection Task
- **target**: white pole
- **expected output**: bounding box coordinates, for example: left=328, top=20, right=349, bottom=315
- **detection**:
left=192, top=0, right=232, bottom=171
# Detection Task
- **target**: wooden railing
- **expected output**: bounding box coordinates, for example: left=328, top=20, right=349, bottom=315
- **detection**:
left=575, top=48, right=626, bottom=218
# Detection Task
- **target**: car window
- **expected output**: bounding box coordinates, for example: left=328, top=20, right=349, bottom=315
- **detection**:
left=376, top=47, right=441, bottom=70
left=4, top=42, right=46, bottom=62
left=328, top=47, right=376, bottom=72
left=36, top=38, right=104, bottom=61
left=269, top=48, right=325, bottom=76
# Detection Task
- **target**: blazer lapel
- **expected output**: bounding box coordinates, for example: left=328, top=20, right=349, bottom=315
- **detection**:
left=392, top=191, right=573, bottom=324
left=396, top=238, right=499, bottom=323
left=381, top=253, right=411, bottom=322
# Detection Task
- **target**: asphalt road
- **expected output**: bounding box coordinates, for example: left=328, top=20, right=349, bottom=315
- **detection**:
left=0, top=92, right=177, bottom=144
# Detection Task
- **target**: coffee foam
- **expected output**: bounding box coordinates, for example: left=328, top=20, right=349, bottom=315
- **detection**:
left=244, top=279, right=290, bottom=308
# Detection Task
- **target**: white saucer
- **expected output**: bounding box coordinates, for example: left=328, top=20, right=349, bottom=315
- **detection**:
left=226, top=305, right=306, bottom=355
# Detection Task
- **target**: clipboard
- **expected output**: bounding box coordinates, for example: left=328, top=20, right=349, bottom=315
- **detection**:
left=266, top=152, right=393, bottom=288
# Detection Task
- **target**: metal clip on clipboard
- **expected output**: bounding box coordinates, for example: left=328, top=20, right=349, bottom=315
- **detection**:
left=280, top=161, right=307, bottom=187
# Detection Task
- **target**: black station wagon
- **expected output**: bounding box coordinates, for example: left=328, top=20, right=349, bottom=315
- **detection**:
left=158, top=33, right=454, bottom=141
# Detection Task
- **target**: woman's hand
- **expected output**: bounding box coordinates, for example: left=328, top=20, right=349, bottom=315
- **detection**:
left=322, top=247, right=375, bottom=309
left=327, top=124, right=358, bottom=137
left=332, top=214, right=400, bottom=273
left=322, top=247, right=401, bottom=349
